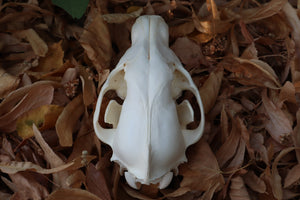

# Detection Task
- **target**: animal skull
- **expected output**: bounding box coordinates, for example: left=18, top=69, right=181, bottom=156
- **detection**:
left=93, top=15, right=205, bottom=189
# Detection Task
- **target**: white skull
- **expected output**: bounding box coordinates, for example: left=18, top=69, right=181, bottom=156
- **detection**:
left=93, top=15, right=205, bottom=189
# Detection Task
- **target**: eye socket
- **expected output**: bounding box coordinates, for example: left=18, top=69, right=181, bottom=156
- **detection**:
left=176, top=90, right=200, bottom=130
left=98, top=90, right=124, bottom=129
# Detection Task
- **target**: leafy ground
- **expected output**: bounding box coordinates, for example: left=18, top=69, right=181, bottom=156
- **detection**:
left=0, top=0, right=300, bottom=199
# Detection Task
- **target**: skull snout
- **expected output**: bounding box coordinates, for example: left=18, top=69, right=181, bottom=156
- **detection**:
left=124, top=171, right=174, bottom=189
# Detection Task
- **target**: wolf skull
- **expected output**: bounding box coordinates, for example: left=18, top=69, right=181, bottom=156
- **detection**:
left=93, top=15, right=205, bottom=189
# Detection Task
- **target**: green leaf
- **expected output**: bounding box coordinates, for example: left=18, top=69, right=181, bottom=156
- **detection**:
left=52, top=0, right=90, bottom=19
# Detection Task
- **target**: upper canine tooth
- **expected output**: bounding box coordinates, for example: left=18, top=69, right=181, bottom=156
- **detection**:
left=159, top=172, right=173, bottom=189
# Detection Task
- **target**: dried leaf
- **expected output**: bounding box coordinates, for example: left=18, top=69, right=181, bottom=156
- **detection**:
left=7, top=172, right=49, bottom=200
left=171, top=37, right=205, bottom=71
left=169, top=21, right=194, bottom=38
left=192, top=10, right=232, bottom=35
left=243, top=170, right=266, bottom=193
left=79, top=66, right=97, bottom=106
left=279, top=81, right=297, bottom=104
left=222, top=57, right=281, bottom=89
left=16, top=104, right=63, bottom=139
left=250, top=133, right=269, bottom=164
left=102, top=7, right=143, bottom=23
left=56, top=94, right=85, bottom=147
left=262, top=89, right=293, bottom=145
left=271, top=147, right=296, bottom=200
left=241, top=0, right=288, bottom=24
left=86, top=164, right=112, bottom=200
left=180, top=139, right=224, bottom=192
left=199, top=67, right=223, bottom=114
left=294, top=110, right=300, bottom=162
left=0, top=84, right=54, bottom=132
left=0, top=67, right=20, bottom=98
left=32, top=41, right=64, bottom=73
left=14, top=28, right=48, bottom=57
left=0, top=160, right=73, bottom=174
left=283, top=2, right=300, bottom=82
left=79, top=6, right=112, bottom=71
left=229, top=176, right=251, bottom=200
left=216, top=117, right=240, bottom=168
left=46, top=188, right=103, bottom=200
left=284, top=164, right=300, bottom=188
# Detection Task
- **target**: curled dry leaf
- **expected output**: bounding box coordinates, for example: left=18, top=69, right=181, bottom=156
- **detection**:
left=14, top=28, right=48, bottom=57
left=29, top=41, right=64, bottom=79
left=199, top=67, right=223, bottom=114
left=192, top=9, right=232, bottom=35
left=229, top=176, right=251, bottom=200
left=270, top=147, right=297, bottom=200
left=79, top=5, right=112, bottom=71
left=169, top=21, right=194, bottom=38
left=294, top=110, right=300, bottom=162
left=284, top=164, right=300, bottom=188
left=79, top=66, right=97, bottom=106
left=283, top=2, right=300, bottom=82
left=240, top=0, right=288, bottom=24
left=46, top=188, right=104, bottom=200
left=5, top=172, right=49, bottom=200
left=56, top=94, right=85, bottom=147
left=170, top=37, right=205, bottom=71
left=0, top=83, right=54, bottom=132
left=262, top=89, right=293, bottom=145
left=180, top=139, right=224, bottom=192
left=216, top=117, right=240, bottom=168
left=222, top=57, right=281, bottom=89
left=243, top=170, right=266, bottom=193
left=16, top=104, right=63, bottom=139
left=86, top=164, right=112, bottom=200
left=102, top=7, right=143, bottom=23
left=0, top=67, right=20, bottom=98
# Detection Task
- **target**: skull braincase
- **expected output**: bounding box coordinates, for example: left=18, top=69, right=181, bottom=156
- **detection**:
left=93, top=15, right=205, bottom=189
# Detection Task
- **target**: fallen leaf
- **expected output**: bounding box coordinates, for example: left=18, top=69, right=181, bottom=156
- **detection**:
left=0, top=84, right=54, bottom=132
left=180, top=139, right=224, bottom=192
left=86, top=163, right=112, bottom=200
left=243, top=170, right=266, bottom=193
left=262, top=89, right=293, bottom=145
left=199, top=67, right=223, bottom=114
left=66, top=170, right=86, bottom=188
left=294, top=109, right=300, bottom=162
left=46, top=188, right=104, bottom=200
left=16, top=104, right=63, bottom=139
left=79, top=66, right=97, bottom=106
left=14, top=28, right=48, bottom=57
left=241, top=0, right=288, bottom=24
left=283, top=2, right=300, bottom=82
left=102, top=7, right=143, bottom=23
left=229, top=176, right=251, bottom=200
left=222, top=57, right=281, bottom=89
left=5, top=172, right=49, bottom=200
left=31, top=41, right=64, bottom=76
left=79, top=4, right=112, bottom=71
left=279, top=81, right=297, bottom=104
left=0, top=67, right=20, bottom=98
left=169, top=21, right=194, bottom=38
left=55, top=94, right=85, bottom=147
left=271, top=147, right=296, bottom=200
left=0, top=191, right=11, bottom=200
left=216, top=117, right=240, bottom=168
left=192, top=9, right=232, bottom=35
left=250, top=133, right=269, bottom=164
left=171, top=37, right=205, bottom=71
left=284, top=164, right=300, bottom=188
